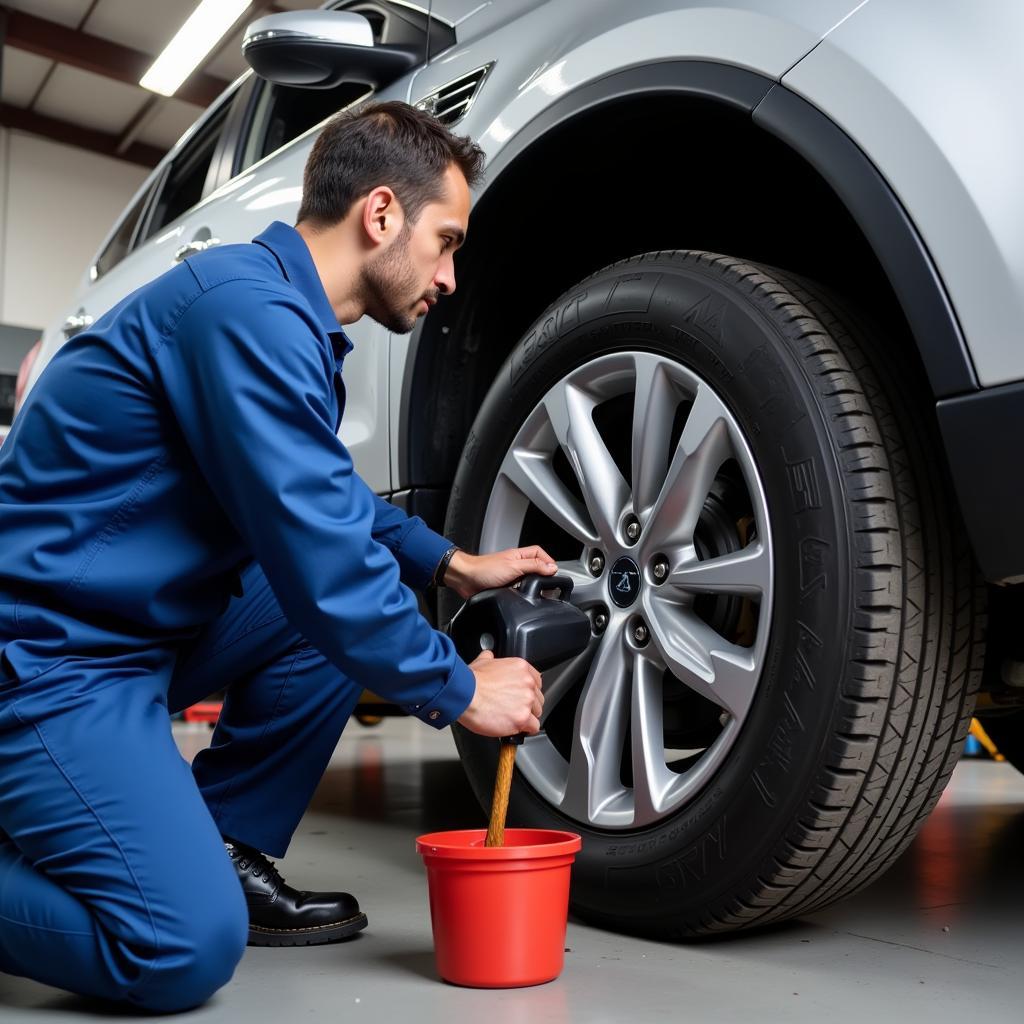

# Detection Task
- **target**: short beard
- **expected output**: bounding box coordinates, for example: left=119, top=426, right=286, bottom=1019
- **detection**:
left=360, top=222, right=421, bottom=334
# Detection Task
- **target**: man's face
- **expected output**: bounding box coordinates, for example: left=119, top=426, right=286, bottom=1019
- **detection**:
left=360, top=165, right=470, bottom=334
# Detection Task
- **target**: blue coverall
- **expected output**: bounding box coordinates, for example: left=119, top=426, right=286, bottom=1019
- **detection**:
left=0, top=221, right=476, bottom=1010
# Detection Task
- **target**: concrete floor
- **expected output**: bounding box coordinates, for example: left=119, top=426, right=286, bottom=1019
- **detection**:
left=1, top=719, right=1022, bottom=1022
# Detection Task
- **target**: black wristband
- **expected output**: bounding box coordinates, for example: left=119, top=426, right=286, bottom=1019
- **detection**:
left=432, top=545, right=459, bottom=588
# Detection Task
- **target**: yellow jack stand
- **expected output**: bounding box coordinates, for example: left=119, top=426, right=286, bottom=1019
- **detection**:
left=969, top=719, right=1005, bottom=762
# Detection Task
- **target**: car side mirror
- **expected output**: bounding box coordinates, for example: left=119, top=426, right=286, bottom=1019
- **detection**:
left=242, top=10, right=420, bottom=90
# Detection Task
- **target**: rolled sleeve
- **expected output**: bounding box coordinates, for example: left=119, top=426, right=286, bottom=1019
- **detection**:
left=153, top=279, right=473, bottom=726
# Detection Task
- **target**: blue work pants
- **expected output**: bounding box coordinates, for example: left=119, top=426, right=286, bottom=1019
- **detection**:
left=0, top=559, right=363, bottom=1011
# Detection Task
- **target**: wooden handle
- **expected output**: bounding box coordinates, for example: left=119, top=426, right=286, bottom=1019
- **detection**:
left=485, top=742, right=517, bottom=847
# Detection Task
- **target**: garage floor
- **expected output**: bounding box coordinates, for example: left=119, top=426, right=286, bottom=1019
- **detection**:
left=1, top=718, right=1021, bottom=1022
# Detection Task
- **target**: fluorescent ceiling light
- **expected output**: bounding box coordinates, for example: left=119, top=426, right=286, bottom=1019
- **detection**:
left=140, top=0, right=252, bottom=97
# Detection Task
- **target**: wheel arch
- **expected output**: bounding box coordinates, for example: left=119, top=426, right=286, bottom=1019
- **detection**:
left=398, top=59, right=975, bottom=504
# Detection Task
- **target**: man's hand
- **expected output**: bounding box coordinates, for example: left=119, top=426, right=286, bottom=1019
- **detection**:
left=444, top=545, right=558, bottom=600
left=457, top=650, right=544, bottom=737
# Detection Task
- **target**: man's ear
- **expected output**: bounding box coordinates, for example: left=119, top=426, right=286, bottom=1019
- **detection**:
left=362, top=186, right=402, bottom=246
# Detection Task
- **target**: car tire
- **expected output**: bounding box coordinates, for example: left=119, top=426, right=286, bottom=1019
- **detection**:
left=441, top=251, right=985, bottom=937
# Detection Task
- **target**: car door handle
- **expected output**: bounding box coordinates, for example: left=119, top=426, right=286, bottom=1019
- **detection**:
left=62, top=313, right=94, bottom=339
left=173, top=237, right=221, bottom=263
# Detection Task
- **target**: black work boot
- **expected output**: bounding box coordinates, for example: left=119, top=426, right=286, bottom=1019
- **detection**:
left=223, top=837, right=368, bottom=947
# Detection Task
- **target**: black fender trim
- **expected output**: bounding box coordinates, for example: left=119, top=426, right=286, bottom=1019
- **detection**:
left=937, top=381, right=1024, bottom=582
left=752, top=83, right=977, bottom=397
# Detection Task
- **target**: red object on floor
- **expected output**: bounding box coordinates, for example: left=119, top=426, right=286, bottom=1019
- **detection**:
left=182, top=701, right=222, bottom=724
left=416, top=828, right=581, bottom=987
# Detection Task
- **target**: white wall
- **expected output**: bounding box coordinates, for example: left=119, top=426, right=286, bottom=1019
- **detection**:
left=0, top=127, right=7, bottom=328
left=0, top=128, right=149, bottom=332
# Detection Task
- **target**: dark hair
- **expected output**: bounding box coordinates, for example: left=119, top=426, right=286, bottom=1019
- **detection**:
left=296, top=100, right=485, bottom=228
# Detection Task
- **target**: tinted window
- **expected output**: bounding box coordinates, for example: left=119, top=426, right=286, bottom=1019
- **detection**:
left=238, top=80, right=371, bottom=172
left=93, top=182, right=155, bottom=279
left=143, top=102, right=231, bottom=240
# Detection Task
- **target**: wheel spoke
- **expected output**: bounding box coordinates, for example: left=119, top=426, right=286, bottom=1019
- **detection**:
left=499, top=446, right=599, bottom=545
left=631, top=354, right=678, bottom=517
left=560, top=622, right=631, bottom=820
left=544, top=381, right=630, bottom=543
left=643, top=384, right=731, bottom=553
left=668, top=540, right=769, bottom=597
left=630, top=652, right=677, bottom=821
left=553, top=561, right=605, bottom=606
left=643, top=594, right=759, bottom=719
left=540, top=634, right=599, bottom=725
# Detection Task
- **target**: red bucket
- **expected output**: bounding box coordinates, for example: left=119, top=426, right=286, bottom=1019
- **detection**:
left=416, top=828, right=582, bottom=988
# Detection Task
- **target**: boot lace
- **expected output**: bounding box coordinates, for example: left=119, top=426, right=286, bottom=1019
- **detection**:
left=228, top=844, right=284, bottom=887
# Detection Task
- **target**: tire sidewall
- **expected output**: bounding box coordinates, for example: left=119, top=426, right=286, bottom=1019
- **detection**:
left=444, top=256, right=855, bottom=930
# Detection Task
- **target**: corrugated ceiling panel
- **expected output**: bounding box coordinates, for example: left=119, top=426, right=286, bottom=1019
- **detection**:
left=1, top=0, right=93, bottom=30
left=34, top=64, right=149, bottom=135
left=0, top=50, right=53, bottom=108
left=136, top=96, right=202, bottom=151
left=82, top=0, right=199, bottom=62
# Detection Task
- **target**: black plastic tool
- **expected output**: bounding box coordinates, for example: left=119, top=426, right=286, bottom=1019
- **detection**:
left=447, top=573, right=592, bottom=846
left=447, top=573, right=592, bottom=692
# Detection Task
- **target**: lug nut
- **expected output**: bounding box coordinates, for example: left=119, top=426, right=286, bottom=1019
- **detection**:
left=593, top=611, right=609, bottom=634
left=624, top=517, right=641, bottom=543
left=589, top=552, right=605, bottom=576
left=651, top=557, right=669, bottom=583
left=633, top=624, right=649, bottom=645
left=719, top=711, right=730, bottom=727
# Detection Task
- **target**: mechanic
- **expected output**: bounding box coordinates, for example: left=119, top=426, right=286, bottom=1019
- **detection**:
left=0, top=101, right=554, bottom=1011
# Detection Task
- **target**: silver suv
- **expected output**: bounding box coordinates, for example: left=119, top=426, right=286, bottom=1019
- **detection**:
left=15, top=0, right=1024, bottom=938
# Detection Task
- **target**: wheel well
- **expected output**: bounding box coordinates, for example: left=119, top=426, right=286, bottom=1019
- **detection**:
left=404, top=91, right=927, bottom=493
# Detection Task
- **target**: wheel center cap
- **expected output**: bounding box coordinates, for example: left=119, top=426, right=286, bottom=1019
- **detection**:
left=608, top=556, right=641, bottom=607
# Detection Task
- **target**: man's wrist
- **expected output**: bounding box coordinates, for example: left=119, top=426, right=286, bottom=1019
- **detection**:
left=432, top=545, right=460, bottom=588
left=443, top=549, right=474, bottom=597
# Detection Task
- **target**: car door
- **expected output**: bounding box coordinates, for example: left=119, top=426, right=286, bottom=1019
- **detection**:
left=25, top=85, right=242, bottom=396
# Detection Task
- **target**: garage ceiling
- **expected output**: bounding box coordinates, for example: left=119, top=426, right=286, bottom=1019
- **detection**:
left=0, top=0, right=320, bottom=168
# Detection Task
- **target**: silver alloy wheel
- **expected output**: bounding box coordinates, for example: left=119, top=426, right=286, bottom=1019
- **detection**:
left=479, top=351, right=774, bottom=829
